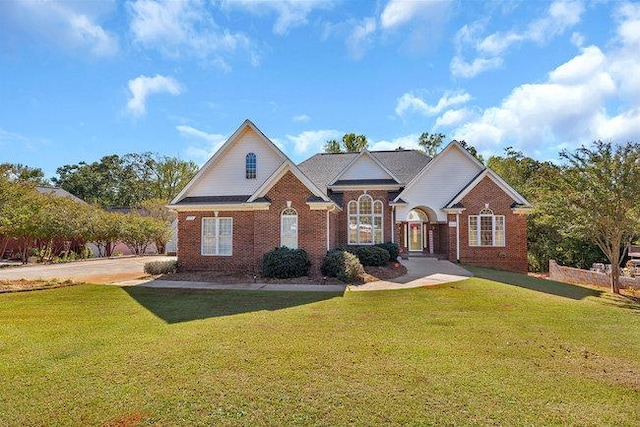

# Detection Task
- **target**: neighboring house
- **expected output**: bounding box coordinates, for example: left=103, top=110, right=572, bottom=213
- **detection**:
left=169, top=120, right=532, bottom=274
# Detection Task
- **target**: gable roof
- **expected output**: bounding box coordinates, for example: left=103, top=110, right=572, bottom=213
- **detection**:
left=170, top=120, right=337, bottom=210
left=170, top=119, right=288, bottom=205
left=35, top=186, right=86, bottom=204
left=393, top=141, right=484, bottom=203
left=328, top=149, right=403, bottom=186
left=248, top=160, right=332, bottom=203
left=297, top=150, right=430, bottom=194
left=444, top=168, right=532, bottom=209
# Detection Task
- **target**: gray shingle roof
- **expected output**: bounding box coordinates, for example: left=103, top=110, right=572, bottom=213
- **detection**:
left=332, top=179, right=400, bottom=187
left=297, top=150, right=430, bottom=193
left=35, top=186, right=86, bottom=204
left=174, top=195, right=251, bottom=205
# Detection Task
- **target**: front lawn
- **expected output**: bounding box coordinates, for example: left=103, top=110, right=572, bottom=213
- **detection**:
left=1, top=274, right=638, bottom=425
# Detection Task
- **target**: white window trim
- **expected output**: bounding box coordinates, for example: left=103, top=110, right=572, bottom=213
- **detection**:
left=280, top=208, right=298, bottom=249
left=201, top=217, right=233, bottom=256
left=348, top=194, right=384, bottom=245
left=468, top=212, right=505, bottom=247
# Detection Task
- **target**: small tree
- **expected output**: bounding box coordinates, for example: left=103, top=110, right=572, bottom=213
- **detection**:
left=418, top=132, right=445, bottom=156
left=324, top=133, right=369, bottom=153
left=555, top=141, right=640, bottom=294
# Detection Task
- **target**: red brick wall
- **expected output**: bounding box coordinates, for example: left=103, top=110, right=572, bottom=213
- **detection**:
left=447, top=176, right=528, bottom=273
left=335, top=190, right=393, bottom=247
left=177, top=171, right=329, bottom=275
left=549, top=260, right=639, bottom=289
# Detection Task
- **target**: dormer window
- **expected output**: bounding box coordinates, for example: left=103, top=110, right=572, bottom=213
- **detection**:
left=246, top=153, right=256, bottom=179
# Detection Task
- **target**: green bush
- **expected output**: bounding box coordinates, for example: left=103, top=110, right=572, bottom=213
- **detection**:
left=376, top=242, right=399, bottom=260
left=321, top=250, right=364, bottom=282
left=262, top=247, right=311, bottom=279
left=144, top=260, right=178, bottom=275
left=348, top=245, right=390, bottom=266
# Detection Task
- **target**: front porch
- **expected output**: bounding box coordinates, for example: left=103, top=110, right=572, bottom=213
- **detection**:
left=396, top=208, right=449, bottom=260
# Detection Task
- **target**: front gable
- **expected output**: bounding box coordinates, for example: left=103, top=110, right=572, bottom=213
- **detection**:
left=171, top=120, right=287, bottom=203
left=329, top=150, right=402, bottom=188
left=395, top=142, right=485, bottom=221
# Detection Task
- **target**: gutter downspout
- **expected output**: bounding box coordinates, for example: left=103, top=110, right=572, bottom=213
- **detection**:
left=391, top=206, right=395, bottom=243
left=326, top=209, right=330, bottom=252
left=456, top=212, right=460, bottom=262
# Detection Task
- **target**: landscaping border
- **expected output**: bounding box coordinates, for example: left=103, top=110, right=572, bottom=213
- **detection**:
left=549, top=260, right=639, bottom=289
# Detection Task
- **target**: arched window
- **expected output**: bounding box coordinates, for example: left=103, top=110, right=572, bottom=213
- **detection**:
left=469, top=207, right=505, bottom=246
left=246, top=153, right=256, bottom=179
left=348, top=194, right=383, bottom=245
left=281, top=208, right=298, bottom=249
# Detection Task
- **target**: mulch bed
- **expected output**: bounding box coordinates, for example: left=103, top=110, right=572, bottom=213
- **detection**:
left=0, top=279, right=77, bottom=293
left=161, top=262, right=408, bottom=285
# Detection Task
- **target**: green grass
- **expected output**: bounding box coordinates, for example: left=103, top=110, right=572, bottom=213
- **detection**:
left=1, top=273, right=638, bottom=426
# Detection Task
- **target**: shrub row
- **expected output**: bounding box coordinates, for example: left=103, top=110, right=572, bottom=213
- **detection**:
left=259, top=242, right=399, bottom=283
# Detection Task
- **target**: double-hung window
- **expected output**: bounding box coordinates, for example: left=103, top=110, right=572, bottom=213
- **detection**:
left=202, top=217, right=233, bottom=255
left=348, top=194, right=383, bottom=245
left=468, top=208, right=505, bottom=247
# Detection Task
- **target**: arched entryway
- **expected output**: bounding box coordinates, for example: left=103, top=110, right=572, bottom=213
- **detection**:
left=398, top=207, right=447, bottom=256
left=407, top=209, right=428, bottom=252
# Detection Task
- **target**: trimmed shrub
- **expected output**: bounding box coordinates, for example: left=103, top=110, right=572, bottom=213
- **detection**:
left=350, top=245, right=390, bottom=267
left=262, top=247, right=311, bottom=279
left=321, top=250, right=364, bottom=282
left=376, top=242, right=399, bottom=261
left=144, top=260, right=178, bottom=275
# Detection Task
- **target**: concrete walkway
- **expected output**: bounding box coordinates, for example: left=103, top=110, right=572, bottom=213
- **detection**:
left=114, top=257, right=471, bottom=292
left=0, top=255, right=472, bottom=292
left=0, top=256, right=176, bottom=283
left=116, top=279, right=347, bottom=292
left=348, top=258, right=472, bottom=291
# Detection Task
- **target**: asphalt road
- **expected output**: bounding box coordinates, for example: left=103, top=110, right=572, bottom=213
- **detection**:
left=0, top=256, right=176, bottom=284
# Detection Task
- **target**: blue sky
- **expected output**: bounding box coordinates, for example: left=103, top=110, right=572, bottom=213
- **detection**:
left=1, top=0, right=639, bottom=179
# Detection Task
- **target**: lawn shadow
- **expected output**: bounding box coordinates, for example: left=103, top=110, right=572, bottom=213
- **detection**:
left=123, top=286, right=343, bottom=324
left=466, top=266, right=603, bottom=300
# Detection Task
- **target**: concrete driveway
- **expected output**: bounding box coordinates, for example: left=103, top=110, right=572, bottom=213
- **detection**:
left=348, top=258, right=472, bottom=291
left=0, top=256, right=176, bottom=284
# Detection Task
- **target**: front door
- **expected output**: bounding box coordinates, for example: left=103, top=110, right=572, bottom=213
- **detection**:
left=408, top=222, right=423, bottom=252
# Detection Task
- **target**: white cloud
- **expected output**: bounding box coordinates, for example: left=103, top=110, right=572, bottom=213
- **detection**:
left=450, top=56, right=503, bottom=79
left=548, top=45, right=605, bottom=84
left=526, top=0, right=584, bottom=43
left=395, top=91, right=471, bottom=117
left=2, top=0, right=118, bottom=56
left=222, top=0, right=333, bottom=35
left=286, top=129, right=342, bottom=155
left=126, top=74, right=183, bottom=116
left=380, top=0, right=440, bottom=29
left=451, top=0, right=585, bottom=79
left=292, top=114, right=311, bottom=123
left=346, top=17, right=377, bottom=60
left=477, top=32, right=523, bottom=56
left=435, top=108, right=473, bottom=128
left=450, top=35, right=640, bottom=159
left=370, top=133, right=421, bottom=151
left=128, top=0, right=259, bottom=69
left=177, top=125, right=227, bottom=162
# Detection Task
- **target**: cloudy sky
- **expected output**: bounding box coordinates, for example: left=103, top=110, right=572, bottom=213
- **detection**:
left=1, top=0, right=639, bottom=178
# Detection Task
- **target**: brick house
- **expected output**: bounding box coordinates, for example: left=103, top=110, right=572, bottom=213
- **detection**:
left=169, top=120, right=532, bottom=274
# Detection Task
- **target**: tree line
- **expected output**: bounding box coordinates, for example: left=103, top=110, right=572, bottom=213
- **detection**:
left=0, top=153, right=198, bottom=263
